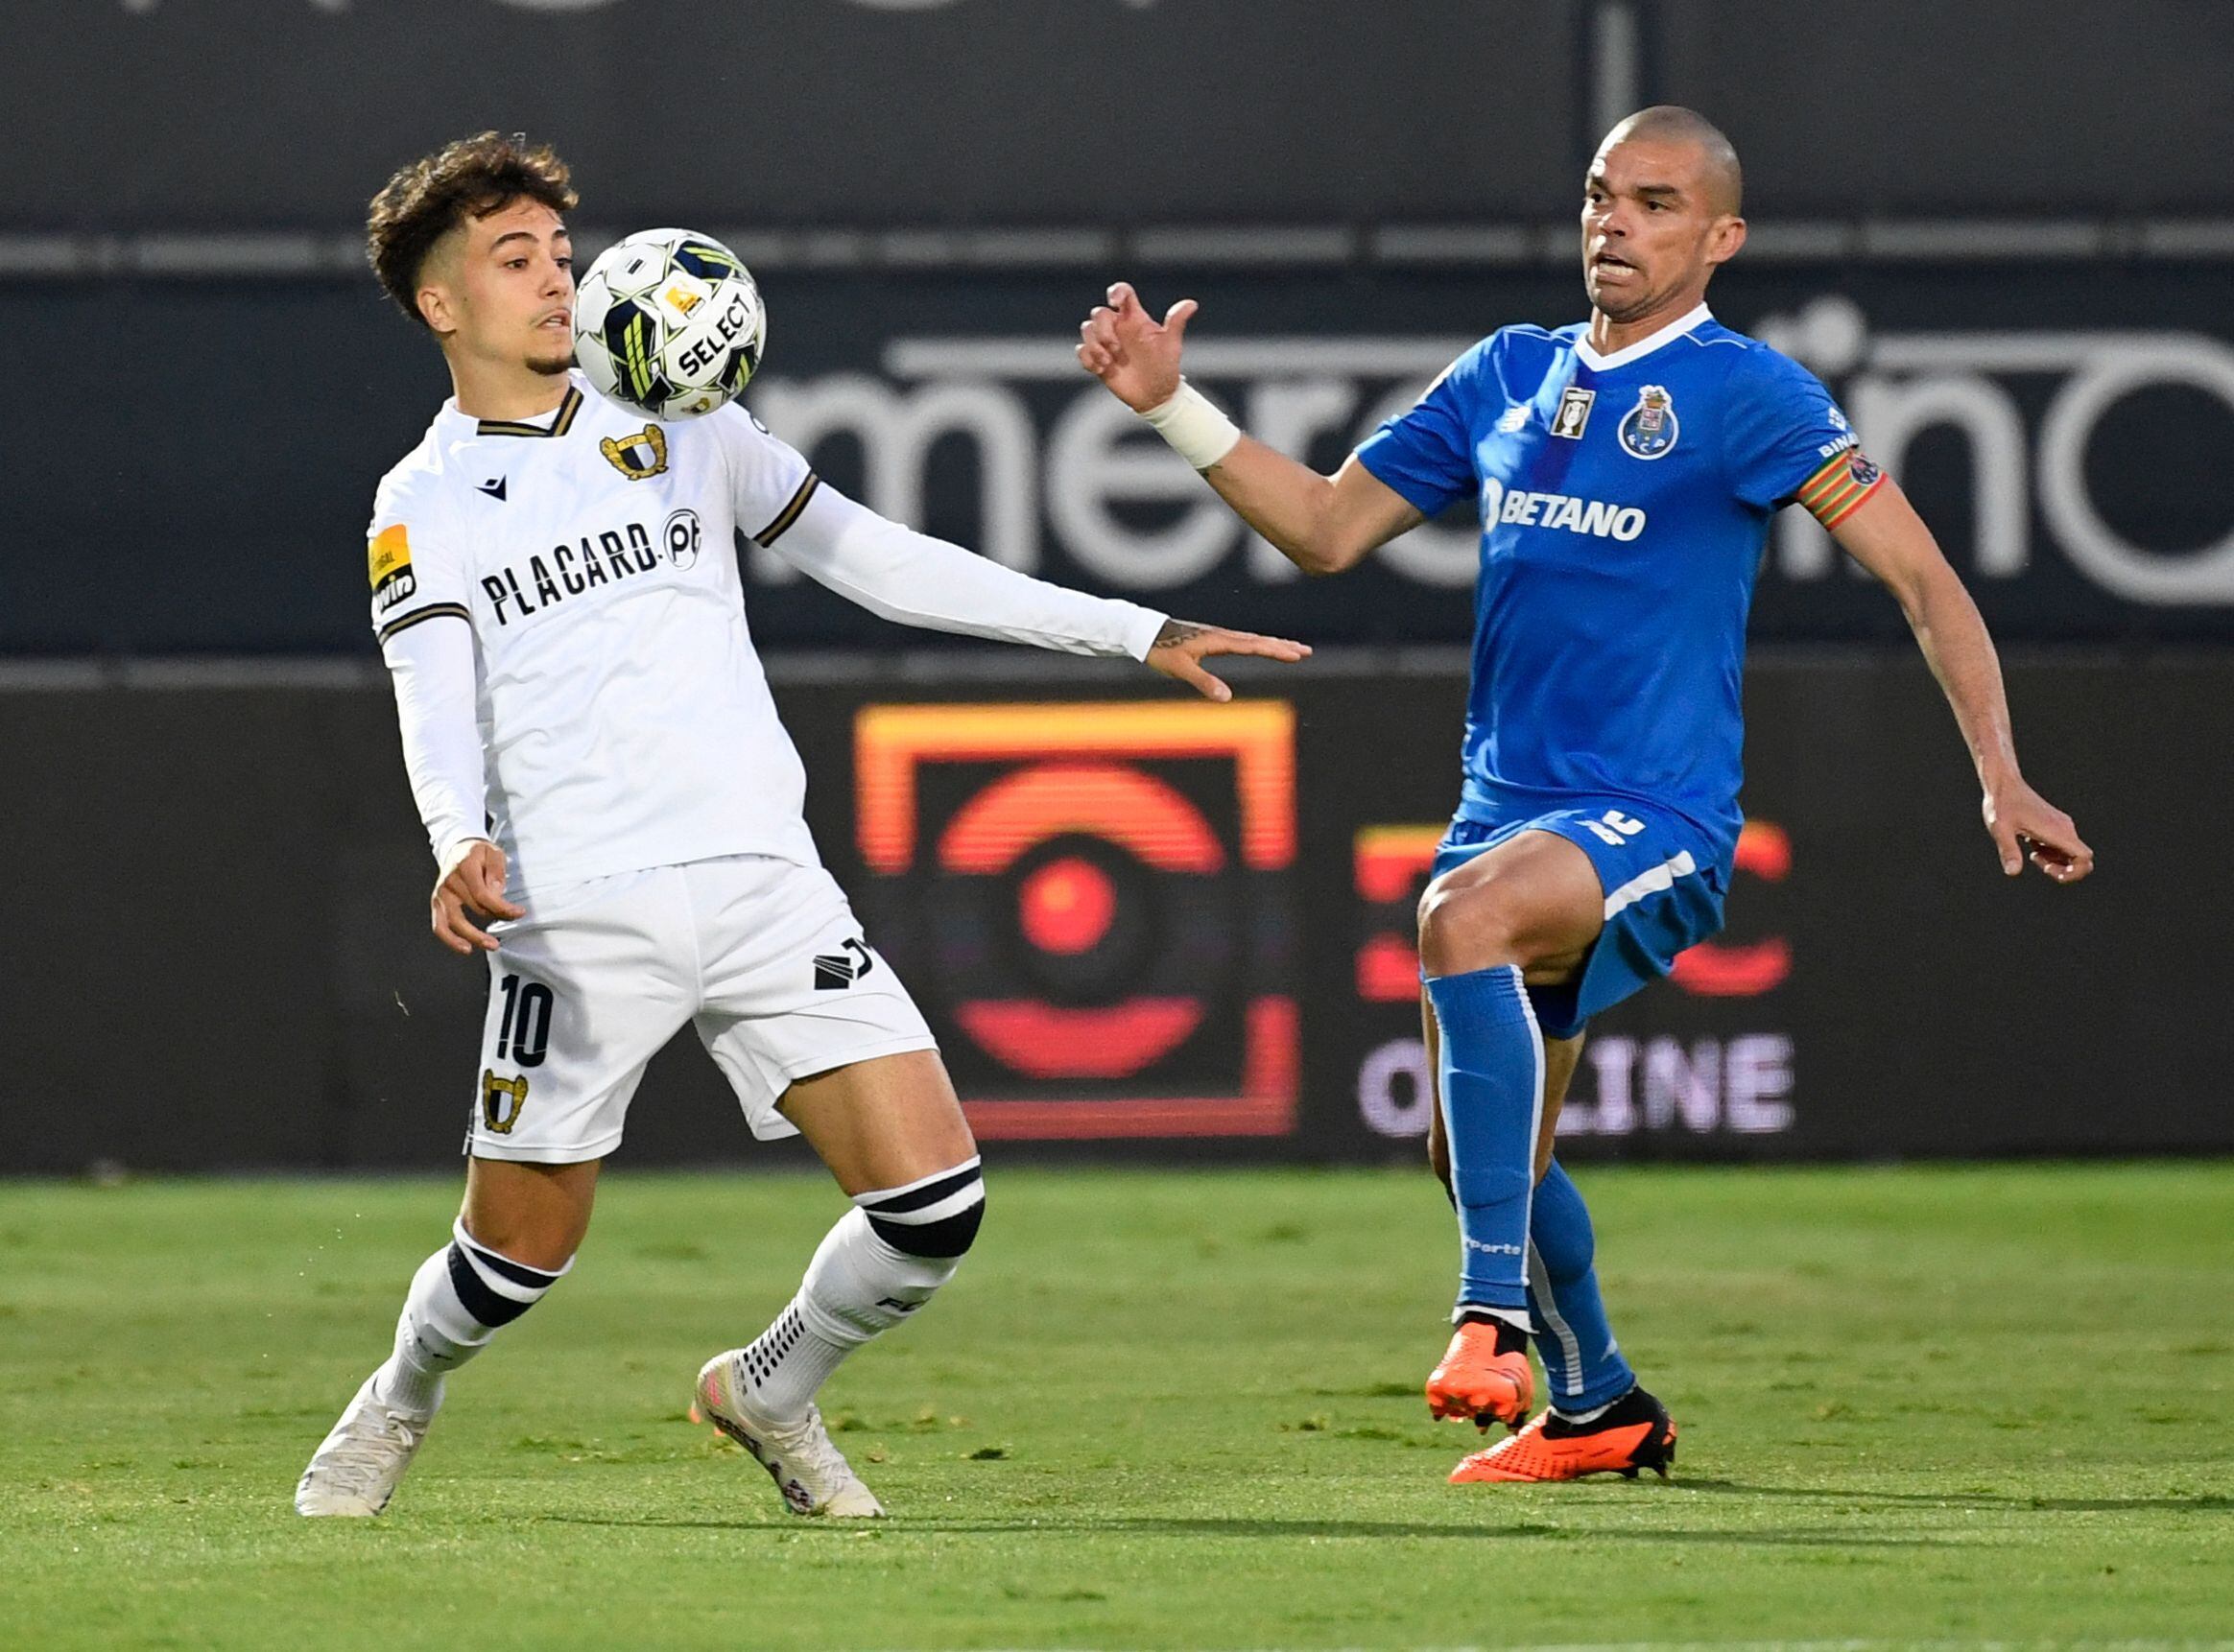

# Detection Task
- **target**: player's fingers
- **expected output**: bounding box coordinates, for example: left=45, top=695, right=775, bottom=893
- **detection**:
left=1987, top=816, right=2023, bottom=876
left=1173, top=657, right=1233, bottom=702
left=471, top=861, right=524, bottom=919
left=431, top=901, right=476, bottom=956
left=1106, top=281, right=1141, bottom=318
left=2020, top=812, right=2091, bottom=863
left=2027, top=832, right=2095, bottom=883
left=1163, top=297, right=1199, bottom=340
left=1203, top=630, right=1312, bottom=661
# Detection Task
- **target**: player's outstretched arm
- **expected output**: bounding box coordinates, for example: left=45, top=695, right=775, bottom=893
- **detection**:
left=1143, top=617, right=1311, bottom=702
left=766, top=478, right=1311, bottom=684
left=1077, top=283, right=1419, bottom=575
left=1833, top=481, right=2094, bottom=885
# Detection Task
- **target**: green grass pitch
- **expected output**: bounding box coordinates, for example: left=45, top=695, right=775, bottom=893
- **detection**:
left=2, top=1163, right=2228, bottom=1649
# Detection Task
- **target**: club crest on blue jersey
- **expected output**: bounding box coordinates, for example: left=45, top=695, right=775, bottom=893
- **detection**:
left=1617, top=385, right=1679, bottom=460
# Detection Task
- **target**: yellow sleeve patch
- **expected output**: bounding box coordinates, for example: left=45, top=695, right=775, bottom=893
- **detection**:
left=368, top=523, right=413, bottom=590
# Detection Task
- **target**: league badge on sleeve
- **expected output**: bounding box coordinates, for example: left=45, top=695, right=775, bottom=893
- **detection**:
left=1618, top=385, right=1679, bottom=460
left=368, top=523, right=418, bottom=614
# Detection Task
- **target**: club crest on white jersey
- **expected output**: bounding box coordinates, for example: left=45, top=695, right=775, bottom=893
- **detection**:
left=363, top=371, right=825, bottom=889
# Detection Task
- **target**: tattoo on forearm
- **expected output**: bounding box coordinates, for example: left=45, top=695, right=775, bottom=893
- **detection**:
left=1154, top=619, right=1208, bottom=649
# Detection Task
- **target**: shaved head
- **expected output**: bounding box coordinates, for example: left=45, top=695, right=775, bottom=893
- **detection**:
left=1600, top=106, right=1744, bottom=217
left=1579, top=104, right=1748, bottom=333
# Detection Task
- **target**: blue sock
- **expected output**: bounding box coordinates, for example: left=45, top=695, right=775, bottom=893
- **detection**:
left=1527, top=1159, right=1636, bottom=1413
left=1426, top=964, right=1542, bottom=1323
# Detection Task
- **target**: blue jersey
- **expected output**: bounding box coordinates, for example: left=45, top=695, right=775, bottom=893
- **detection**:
left=1356, top=305, right=1881, bottom=865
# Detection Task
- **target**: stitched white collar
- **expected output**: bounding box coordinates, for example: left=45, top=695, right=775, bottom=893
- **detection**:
left=1573, top=302, right=1715, bottom=372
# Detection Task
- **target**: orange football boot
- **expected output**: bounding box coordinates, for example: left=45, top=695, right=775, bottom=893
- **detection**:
left=1450, top=1385, right=1676, bottom=1483
left=1424, top=1319, right=1535, bottom=1428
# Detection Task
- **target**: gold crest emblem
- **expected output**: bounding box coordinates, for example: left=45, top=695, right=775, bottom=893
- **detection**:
left=481, top=1070, right=531, bottom=1134
left=600, top=424, right=669, bottom=481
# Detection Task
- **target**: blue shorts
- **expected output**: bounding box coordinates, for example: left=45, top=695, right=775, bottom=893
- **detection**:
left=1433, top=799, right=1729, bottom=1040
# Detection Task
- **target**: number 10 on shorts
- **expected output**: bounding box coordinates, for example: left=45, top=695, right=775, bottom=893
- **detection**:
left=494, top=973, right=555, bottom=1067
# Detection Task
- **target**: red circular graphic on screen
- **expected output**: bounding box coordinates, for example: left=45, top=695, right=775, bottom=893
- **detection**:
left=1016, top=855, right=1119, bottom=956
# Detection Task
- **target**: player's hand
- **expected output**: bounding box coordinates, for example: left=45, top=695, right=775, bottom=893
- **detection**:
left=432, top=838, right=525, bottom=955
left=1077, top=282, right=1197, bottom=413
left=1982, top=776, right=2093, bottom=885
left=1145, top=618, right=1311, bottom=703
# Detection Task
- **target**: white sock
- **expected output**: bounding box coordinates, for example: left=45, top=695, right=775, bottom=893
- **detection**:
left=371, top=1219, right=568, bottom=1416
left=737, top=1166, right=982, bottom=1421
left=1455, top=1306, right=1533, bottom=1336
left=1551, top=1396, right=1618, bottom=1425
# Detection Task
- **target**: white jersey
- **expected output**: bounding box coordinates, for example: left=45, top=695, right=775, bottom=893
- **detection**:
left=369, top=371, right=1164, bottom=892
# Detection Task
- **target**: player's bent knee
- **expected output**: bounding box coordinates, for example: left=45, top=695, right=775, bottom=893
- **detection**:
left=1417, top=880, right=1523, bottom=977
left=857, top=1156, right=986, bottom=1261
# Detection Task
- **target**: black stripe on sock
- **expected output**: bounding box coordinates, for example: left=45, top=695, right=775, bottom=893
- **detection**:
left=857, top=1163, right=982, bottom=1217
left=867, top=1192, right=985, bottom=1259
left=458, top=1234, right=561, bottom=1291
left=446, top=1242, right=539, bottom=1328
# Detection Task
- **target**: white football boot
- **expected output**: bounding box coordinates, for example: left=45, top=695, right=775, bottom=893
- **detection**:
left=295, top=1372, right=438, bottom=1517
left=693, top=1352, right=885, bottom=1518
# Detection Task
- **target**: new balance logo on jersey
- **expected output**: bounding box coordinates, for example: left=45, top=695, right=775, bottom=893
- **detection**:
left=812, top=937, right=875, bottom=990
left=1481, top=477, right=1646, bottom=541
left=477, top=477, right=508, bottom=501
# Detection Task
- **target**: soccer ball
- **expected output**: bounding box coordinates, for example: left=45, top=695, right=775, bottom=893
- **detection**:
left=572, top=228, right=766, bottom=420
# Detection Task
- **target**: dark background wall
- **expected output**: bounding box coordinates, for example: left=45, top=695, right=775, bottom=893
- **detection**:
left=2, top=0, right=2225, bottom=1168
left=5, top=2, right=2230, bottom=656
left=7, top=261, right=2233, bottom=653
left=10, top=0, right=2229, bottom=226
left=3, top=656, right=2223, bottom=1173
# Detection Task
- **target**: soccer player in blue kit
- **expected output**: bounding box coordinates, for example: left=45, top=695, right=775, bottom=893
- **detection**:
left=1078, top=106, right=2094, bottom=1483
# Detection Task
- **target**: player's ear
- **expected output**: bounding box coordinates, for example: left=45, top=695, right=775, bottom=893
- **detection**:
left=417, top=282, right=455, bottom=335
left=1704, top=215, right=1747, bottom=270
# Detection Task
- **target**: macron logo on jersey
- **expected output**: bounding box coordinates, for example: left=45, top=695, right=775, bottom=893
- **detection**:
left=1482, top=477, right=1646, bottom=542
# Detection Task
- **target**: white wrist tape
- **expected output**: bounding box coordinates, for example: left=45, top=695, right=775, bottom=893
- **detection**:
left=1140, top=379, right=1243, bottom=470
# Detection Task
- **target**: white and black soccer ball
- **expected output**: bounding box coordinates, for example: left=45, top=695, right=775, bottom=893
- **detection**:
left=572, top=228, right=766, bottom=420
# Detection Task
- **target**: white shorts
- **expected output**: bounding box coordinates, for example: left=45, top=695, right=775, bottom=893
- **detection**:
left=466, top=855, right=937, bottom=1163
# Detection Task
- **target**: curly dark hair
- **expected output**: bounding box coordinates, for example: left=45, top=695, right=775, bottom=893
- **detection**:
left=366, top=132, right=578, bottom=327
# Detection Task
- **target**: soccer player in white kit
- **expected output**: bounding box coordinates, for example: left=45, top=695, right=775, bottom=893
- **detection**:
left=296, top=133, right=1308, bottom=1520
